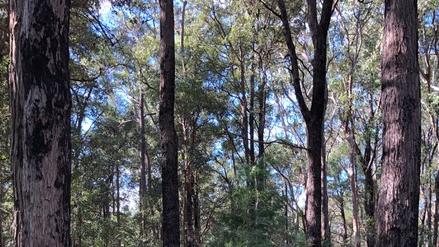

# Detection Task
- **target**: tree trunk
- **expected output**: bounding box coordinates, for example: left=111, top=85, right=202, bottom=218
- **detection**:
left=182, top=120, right=195, bottom=247
left=159, top=0, right=180, bottom=246
left=376, top=0, right=421, bottom=246
left=239, top=50, right=250, bottom=166
left=116, top=162, right=121, bottom=247
left=9, top=0, right=72, bottom=246
left=345, top=123, right=360, bottom=247
left=321, top=140, right=331, bottom=246
left=364, top=165, right=375, bottom=247
left=339, top=192, right=348, bottom=244
left=276, top=0, right=334, bottom=245
left=433, top=173, right=439, bottom=247
left=0, top=183, right=3, bottom=247
left=139, top=90, right=148, bottom=237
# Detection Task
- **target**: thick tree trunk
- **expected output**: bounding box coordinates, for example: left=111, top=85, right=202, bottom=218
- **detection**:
left=376, top=0, right=421, bottom=246
left=159, top=0, right=180, bottom=246
left=9, top=0, right=72, bottom=246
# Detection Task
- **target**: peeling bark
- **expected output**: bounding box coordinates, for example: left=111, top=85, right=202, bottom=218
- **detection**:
left=9, top=0, right=72, bottom=246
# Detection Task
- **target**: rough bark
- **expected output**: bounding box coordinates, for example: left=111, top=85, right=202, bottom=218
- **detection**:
left=159, top=0, right=180, bottom=246
left=376, top=0, right=421, bottom=246
left=9, top=0, right=72, bottom=246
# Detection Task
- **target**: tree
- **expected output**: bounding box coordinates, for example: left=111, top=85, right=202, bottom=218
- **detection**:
left=275, top=0, right=335, bottom=245
left=376, top=0, right=421, bottom=246
left=9, top=0, right=72, bottom=246
left=159, top=0, right=180, bottom=246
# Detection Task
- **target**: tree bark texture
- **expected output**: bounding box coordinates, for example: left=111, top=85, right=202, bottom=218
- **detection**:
left=159, top=0, right=180, bottom=246
left=9, top=0, right=72, bottom=246
left=376, top=0, right=421, bottom=246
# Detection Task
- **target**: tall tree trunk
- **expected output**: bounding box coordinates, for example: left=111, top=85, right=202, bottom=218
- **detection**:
left=182, top=120, right=195, bottom=247
left=276, top=0, right=334, bottom=245
left=193, top=173, right=201, bottom=246
left=139, top=90, right=148, bottom=237
left=239, top=50, right=250, bottom=166
left=347, top=130, right=360, bottom=247
left=116, top=162, right=122, bottom=247
left=9, top=0, right=72, bottom=246
left=159, top=0, right=180, bottom=246
left=376, top=0, right=421, bottom=246
left=339, top=192, right=348, bottom=244
left=249, top=72, right=256, bottom=167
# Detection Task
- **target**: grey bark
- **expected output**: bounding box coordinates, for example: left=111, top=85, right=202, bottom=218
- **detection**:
left=9, top=0, right=72, bottom=246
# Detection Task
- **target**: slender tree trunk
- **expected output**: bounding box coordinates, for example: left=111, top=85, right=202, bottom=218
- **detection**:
left=9, top=0, right=72, bottom=246
left=182, top=120, right=195, bottom=247
left=376, top=0, right=421, bottom=246
left=364, top=165, right=375, bottom=247
left=339, top=191, right=348, bottom=244
left=257, top=68, right=266, bottom=160
left=249, top=72, right=256, bottom=167
left=239, top=50, right=250, bottom=165
left=139, top=90, right=148, bottom=237
left=0, top=183, right=3, bottom=247
left=115, top=164, right=120, bottom=246
left=433, top=173, right=439, bottom=247
left=159, top=0, right=180, bottom=246
left=194, top=173, right=201, bottom=246
left=345, top=124, right=360, bottom=247
left=285, top=182, right=289, bottom=247
left=321, top=141, right=331, bottom=246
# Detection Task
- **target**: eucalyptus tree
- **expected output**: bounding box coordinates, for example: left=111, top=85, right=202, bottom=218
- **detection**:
left=376, top=0, right=421, bottom=246
left=9, top=0, right=72, bottom=245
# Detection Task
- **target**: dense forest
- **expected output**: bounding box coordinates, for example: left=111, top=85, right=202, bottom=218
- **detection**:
left=0, top=0, right=436, bottom=246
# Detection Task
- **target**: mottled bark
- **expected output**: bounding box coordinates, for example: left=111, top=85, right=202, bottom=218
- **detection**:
left=159, top=0, right=180, bottom=246
left=376, top=0, right=421, bottom=246
left=9, top=0, right=72, bottom=246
